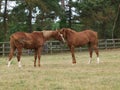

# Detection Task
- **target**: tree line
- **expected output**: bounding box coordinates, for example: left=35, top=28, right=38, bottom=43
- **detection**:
left=0, top=0, right=120, bottom=42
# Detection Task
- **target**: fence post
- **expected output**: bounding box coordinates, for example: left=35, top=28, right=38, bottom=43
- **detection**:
left=105, top=39, right=107, bottom=49
left=2, top=43, right=5, bottom=56
left=60, top=42, right=63, bottom=53
left=113, top=39, right=115, bottom=48
left=50, top=41, right=52, bottom=54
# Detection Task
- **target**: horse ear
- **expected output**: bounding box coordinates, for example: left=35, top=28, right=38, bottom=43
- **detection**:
left=56, top=28, right=58, bottom=31
left=61, top=28, right=65, bottom=32
left=56, top=29, right=60, bottom=33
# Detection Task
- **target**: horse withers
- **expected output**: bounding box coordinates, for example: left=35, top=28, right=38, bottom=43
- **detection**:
left=59, top=28, right=99, bottom=64
left=8, top=30, right=64, bottom=67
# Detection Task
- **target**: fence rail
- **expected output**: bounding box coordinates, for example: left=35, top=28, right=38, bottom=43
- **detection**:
left=1, top=39, right=120, bottom=56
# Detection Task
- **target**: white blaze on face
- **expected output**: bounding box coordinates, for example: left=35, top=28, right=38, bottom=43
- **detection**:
left=60, top=33, right=66, bottom=43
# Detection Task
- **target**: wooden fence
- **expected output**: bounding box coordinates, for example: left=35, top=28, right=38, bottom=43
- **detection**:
left=0, top=39, right=120, bottom=56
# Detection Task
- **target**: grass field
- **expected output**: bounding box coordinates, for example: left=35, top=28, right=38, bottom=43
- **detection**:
left=0, top=49, right=120, bottom=90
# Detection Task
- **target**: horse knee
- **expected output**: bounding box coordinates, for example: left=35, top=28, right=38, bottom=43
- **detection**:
left=9, top=53, right=13, bottom=60
left=9, top=49, right=15, bottom=59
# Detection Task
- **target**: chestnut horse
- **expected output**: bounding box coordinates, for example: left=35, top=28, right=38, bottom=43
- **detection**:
left=8, top=30, right=64, bottom=67
left=59, top=28, right=99, bottom=64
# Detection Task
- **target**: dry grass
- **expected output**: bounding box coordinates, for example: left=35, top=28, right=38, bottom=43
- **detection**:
left=0, top=49, right=120, bottom=90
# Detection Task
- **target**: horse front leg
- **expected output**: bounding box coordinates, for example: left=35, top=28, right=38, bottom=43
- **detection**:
left=34, top=49, right=37, bottom=67
left=37, top=47, right=43, bottom=67
left=17, top=47, right=22, bottom=67
left=70, top=45, right=76, bottom=64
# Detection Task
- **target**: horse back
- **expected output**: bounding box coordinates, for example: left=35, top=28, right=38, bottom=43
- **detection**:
left=10, top=32, right=44, bottom=48
left=84, top=30, right=97, bottom=38
left=10, top=32, right=26, bottom=48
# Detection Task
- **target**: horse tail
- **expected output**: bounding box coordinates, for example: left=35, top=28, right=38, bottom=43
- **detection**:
left=10, top=34, right=24, bottom=46
left=94, top=31, right=99, bottom=46
left=10, top=35, right=16, bottom=49
left=8, top=35, right=17, bottom=60
left=88, top=30, right=98, bottom=46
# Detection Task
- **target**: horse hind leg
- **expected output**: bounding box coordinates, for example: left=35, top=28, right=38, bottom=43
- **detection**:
left=96, top=49, right=99, bottom=64
left=16, top=48, right=22, bottom=67
left=88, top=43, right=93, bottom=64
left=8, top=47, right=16, bottom=67
left=37, top=47, right=42, bottom=67
left=93, top=45, right=99, bottom=64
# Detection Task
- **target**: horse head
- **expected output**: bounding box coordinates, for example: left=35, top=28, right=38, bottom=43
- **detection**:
left=59, top=28, right=69, bottom=42
left=60, top=28, right=66, bottom=36
left=54, top=29, right=66, bottom=43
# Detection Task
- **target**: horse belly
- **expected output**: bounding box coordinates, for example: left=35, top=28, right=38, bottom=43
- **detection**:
left=74, top=42, right=84, bottom=47
left=74, top=38, right=88, bottom=47
left=24, top=43, right=35, bottom=49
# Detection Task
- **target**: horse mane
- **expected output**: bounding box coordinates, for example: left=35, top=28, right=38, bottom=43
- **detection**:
left=63, top=28, right=76, bottom=33
left=62, top=28, right=77, bottom=37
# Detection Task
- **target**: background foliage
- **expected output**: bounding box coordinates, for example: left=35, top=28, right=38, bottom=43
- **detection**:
left=0, top=0, right=120, bottom=41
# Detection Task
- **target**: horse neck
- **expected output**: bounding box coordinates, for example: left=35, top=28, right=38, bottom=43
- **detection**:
left=68, top=29, right=76, bottom=34
left=66, top=29, right=76, bottom=38
left=42, top=31, right=55, bottom=41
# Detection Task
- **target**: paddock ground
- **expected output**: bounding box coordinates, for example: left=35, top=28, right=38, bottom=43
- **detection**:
left=0, top=49, right=120, bottom=90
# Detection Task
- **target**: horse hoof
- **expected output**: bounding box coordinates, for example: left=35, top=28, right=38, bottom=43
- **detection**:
left=38, top=65, right=41, bottom=67
left=72, top=62, right=76, bottom=64
left=97, top=62, right=100, bottom=64
left=72, top=62, right=76, bottom=65
left=72, top=64, right=76, bottom=66
left=87, top=62, right=91, bottom=64
left=18, top=65, right=22, bottom=68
